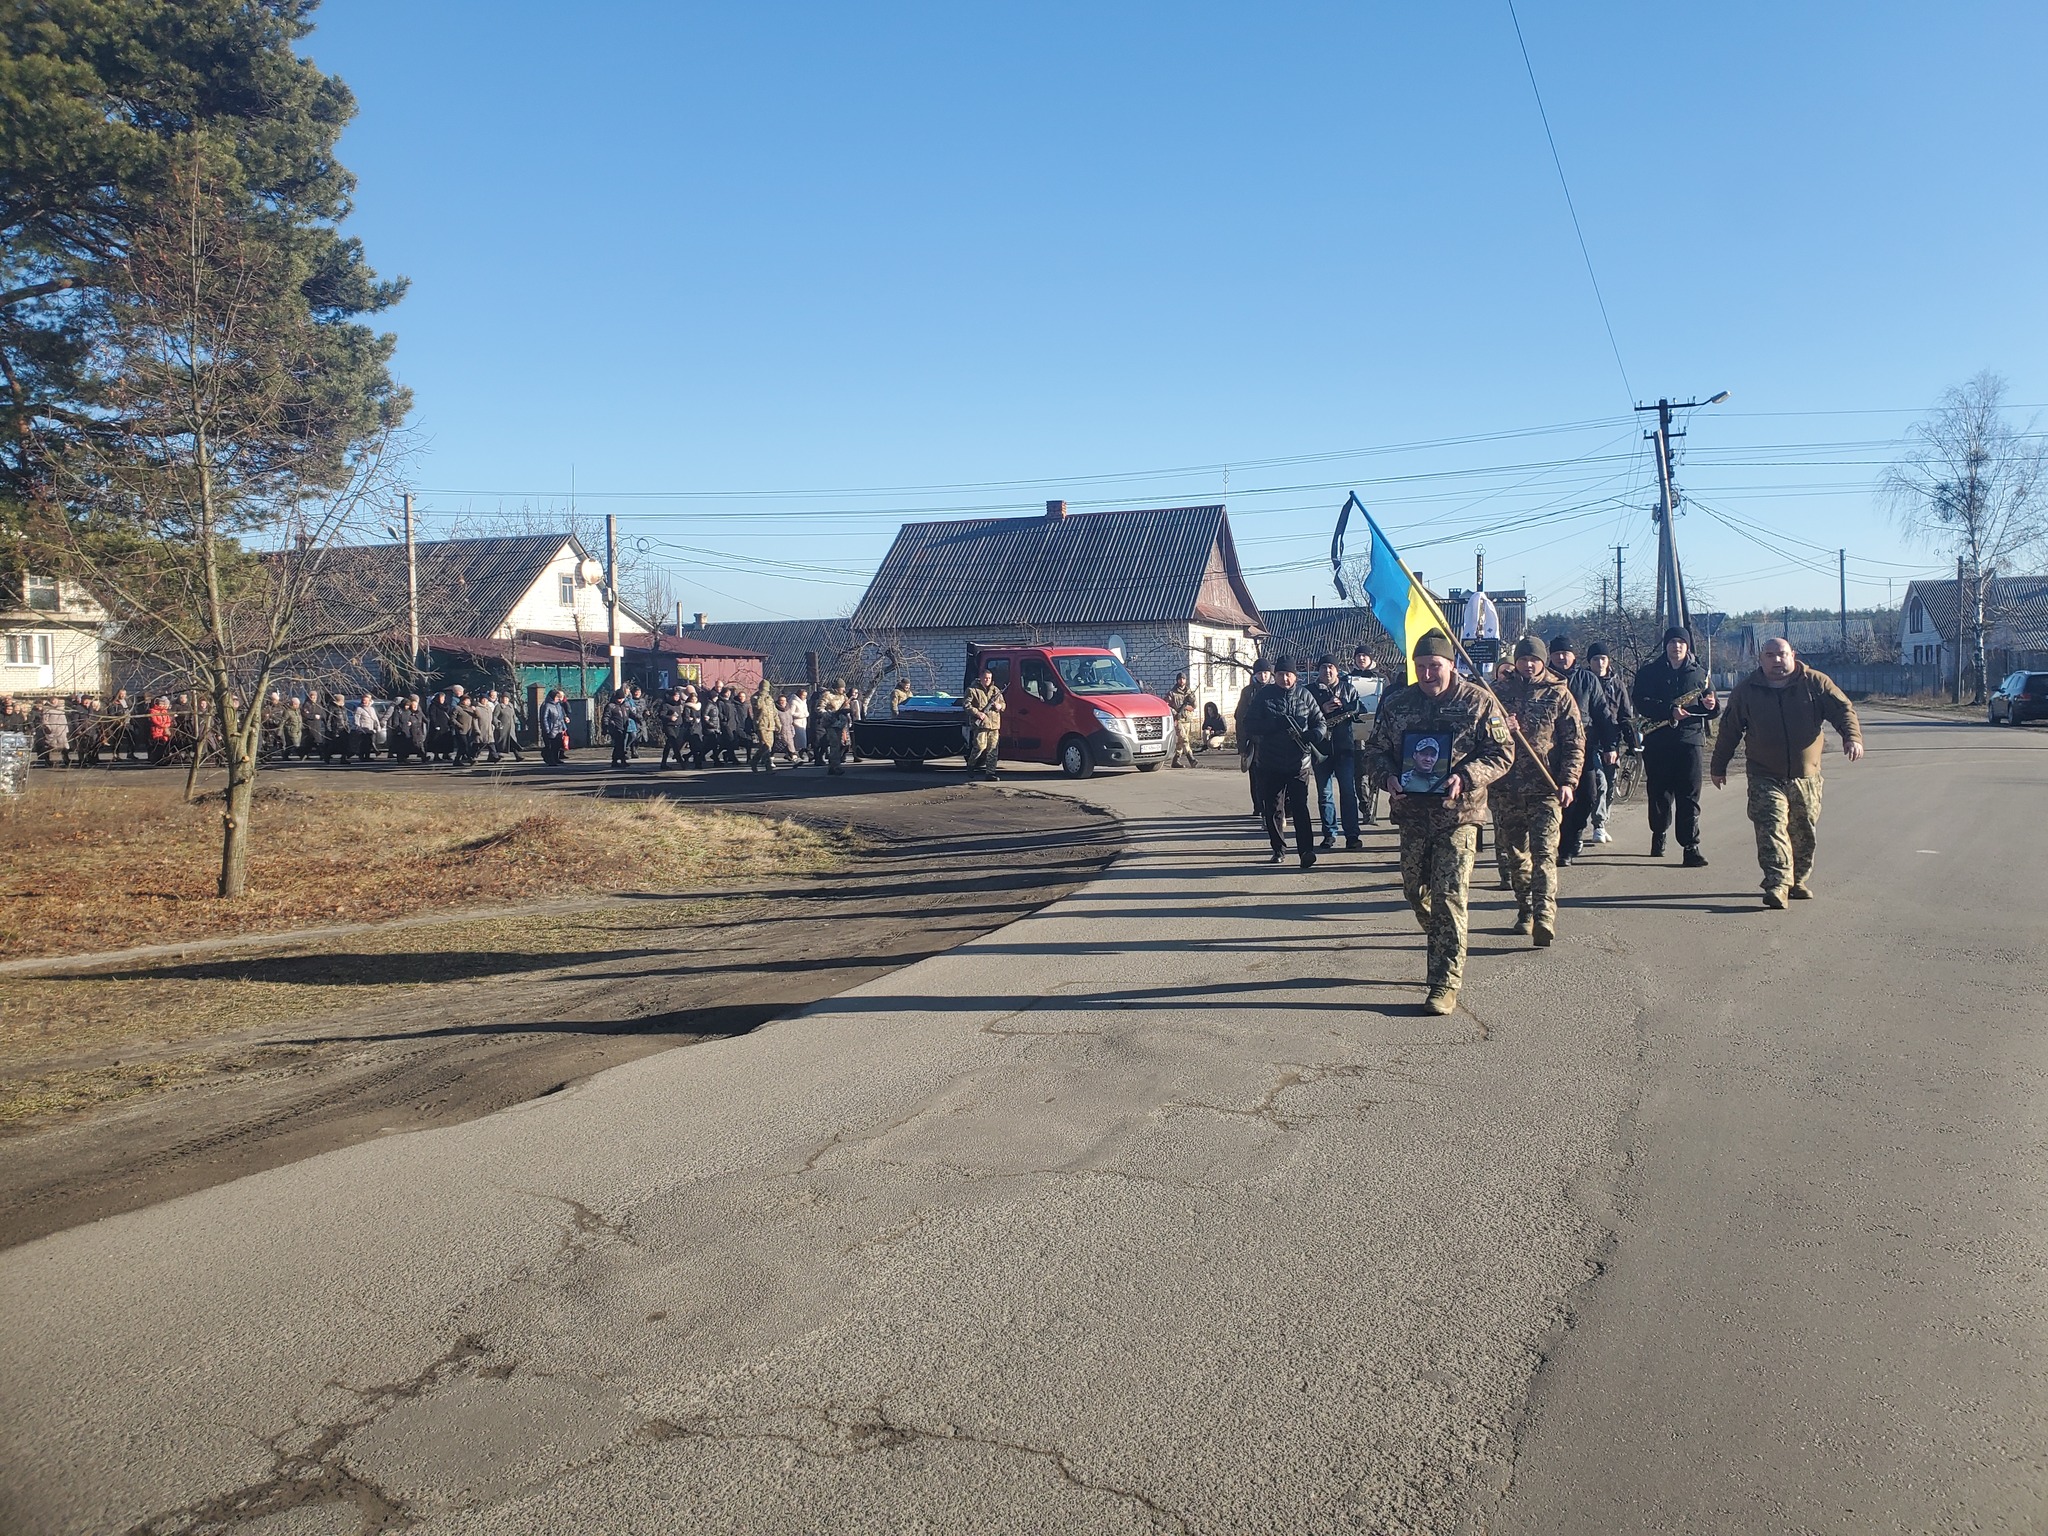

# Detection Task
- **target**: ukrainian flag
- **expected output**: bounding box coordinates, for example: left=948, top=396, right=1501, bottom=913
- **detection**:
left=1335, top=493, right=1456, bottom=659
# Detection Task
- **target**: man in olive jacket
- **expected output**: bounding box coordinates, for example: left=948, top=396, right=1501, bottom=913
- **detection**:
left=1365, top=630, right=1517, bottom=1014
left=1710, top=635, right=1864, bottom=907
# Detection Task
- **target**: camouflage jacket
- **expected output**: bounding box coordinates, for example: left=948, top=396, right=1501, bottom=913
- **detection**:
left=963, top=683, right=1005, bottom=732
left=1492, top=668, right=1586, bottom=800
left=1364, top=676, right=1516, bottom=830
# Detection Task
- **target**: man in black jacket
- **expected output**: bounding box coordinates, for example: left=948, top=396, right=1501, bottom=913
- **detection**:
left=1631, top=627, right=1720, bottom=866
left=1548, top=635, right=1616, bottom=864
left=1248, top=656, right=1328, bottom=869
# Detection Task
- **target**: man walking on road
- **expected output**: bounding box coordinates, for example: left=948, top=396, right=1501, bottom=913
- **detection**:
left=1633, top=626, right=1720, bottom=866
left=1248, top=656, right=1326, bottom=869
left=1234, top=659, right=1272, bottom=817
left=963, top=667, right=1005, bottom=781
left=1345, top=644, right=1385, bottom=828
left=1548, top=635, right=1617, bottom=865
left=1366, top=630, right=1516, bottom=1015
left=1493, top=637, right=1585, bottom=946
left=1710, top=636, right=1864, bottom=908
left=1309, top=656, right=1362, bottom=851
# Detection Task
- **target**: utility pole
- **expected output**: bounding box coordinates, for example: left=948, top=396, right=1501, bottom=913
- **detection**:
left=1838, top=549, right=1848, bottom=653
left=402, top=492, right=419, bottom=684
left=1613, top=545, right=1625, bottom=616
left=605, top=513, right=623, bottom=695
left=1600, top=576, right=1609, bottom=616
left=1633, top=391, right=1728, bottom=634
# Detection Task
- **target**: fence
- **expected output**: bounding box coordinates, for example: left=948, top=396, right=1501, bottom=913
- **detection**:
left=1809, top=662, right=1943, bottom=697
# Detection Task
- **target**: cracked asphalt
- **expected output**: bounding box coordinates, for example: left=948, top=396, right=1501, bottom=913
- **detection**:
left=2, top=710, right=2043, bottom=1534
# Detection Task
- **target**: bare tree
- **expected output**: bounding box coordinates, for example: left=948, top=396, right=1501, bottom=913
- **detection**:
left=35, top=155, right=409, bottom=896
left=1885, top=372, right=2047, bottom=702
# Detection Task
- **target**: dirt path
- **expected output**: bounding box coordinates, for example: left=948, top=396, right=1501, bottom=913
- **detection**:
left=0, top=772, right=1121, bottom=1249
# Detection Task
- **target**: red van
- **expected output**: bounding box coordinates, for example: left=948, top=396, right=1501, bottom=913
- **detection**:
left=966, top=644, right=1174, bottom=777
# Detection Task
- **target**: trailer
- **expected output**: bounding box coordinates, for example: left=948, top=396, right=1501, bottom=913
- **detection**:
left=853, top=697, right=969, bottom=768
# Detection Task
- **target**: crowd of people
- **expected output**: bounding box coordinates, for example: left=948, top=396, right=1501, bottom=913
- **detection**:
left=580, top=678, right=864, bottom=774
left=1235, top=625, right=1863, bottom=1015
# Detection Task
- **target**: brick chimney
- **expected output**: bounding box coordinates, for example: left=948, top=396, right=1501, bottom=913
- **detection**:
left=693, top=612, right=708, bottom=630
left=1045, top=499, right=1067, bottom=521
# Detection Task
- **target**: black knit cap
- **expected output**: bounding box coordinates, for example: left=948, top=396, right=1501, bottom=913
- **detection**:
left=1514, top=637, right=1544, bottom=660
left=1586, top=642, right=1610, bottom=659
left=1273, top=655, right=1298, bottom=674
left=1412, top=630, right=1455, bottom=660
left=1253, top=658, right=1273, bottom=674
left=1662, top=626, right=1692, bottom=647
left=1549, top=634, right=1574, bottom=652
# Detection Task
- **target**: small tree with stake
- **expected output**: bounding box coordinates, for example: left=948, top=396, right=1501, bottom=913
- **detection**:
left=37, top=146, right=408, bottom=896
left=1885, top=372, right=2047, bottom=704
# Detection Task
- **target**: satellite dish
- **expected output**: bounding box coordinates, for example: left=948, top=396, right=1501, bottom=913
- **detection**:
left=578, top=558, right=603, bottom=585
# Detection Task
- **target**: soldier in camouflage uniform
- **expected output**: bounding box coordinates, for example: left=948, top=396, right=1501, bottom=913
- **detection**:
left=1709, top=636, right=1863, bottom=907
left=1365, top=630, right=1517, bottom=1014
left=1491, top=637, right=1586, bottom=946
left=963, top=667, right=1005, bottom=781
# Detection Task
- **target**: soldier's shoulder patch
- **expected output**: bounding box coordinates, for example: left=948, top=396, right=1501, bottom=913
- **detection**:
left=1487, top=711, right=1511, bottom=744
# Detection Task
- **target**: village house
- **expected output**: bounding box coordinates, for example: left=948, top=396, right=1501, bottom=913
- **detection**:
left=1898, top=575, right=2048, bottom=681
left=0, top=572, right=107, bottom=699
left=848, top=501, right=1266, bottom=719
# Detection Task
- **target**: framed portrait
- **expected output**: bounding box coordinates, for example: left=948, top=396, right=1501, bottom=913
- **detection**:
left=1399, top=729, right=1454, bottom=796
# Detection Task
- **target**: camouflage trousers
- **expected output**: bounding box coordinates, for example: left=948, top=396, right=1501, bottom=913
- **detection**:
left=967, top=728, right=1001, bottom=774
left=1746, top=772, right=1822, bottom=895
left=1494, top=791, right=1563, bottom=929
left=1399, top=822, right=1479, bottom=992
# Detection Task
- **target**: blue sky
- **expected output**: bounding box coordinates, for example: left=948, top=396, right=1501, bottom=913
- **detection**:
left=304, top=1, right=2048, bottom=623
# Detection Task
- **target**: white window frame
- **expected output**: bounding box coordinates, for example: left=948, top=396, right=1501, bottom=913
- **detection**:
left=559, top=572, right=577, bottom=606
left=5, top=633, right=52, bottom=666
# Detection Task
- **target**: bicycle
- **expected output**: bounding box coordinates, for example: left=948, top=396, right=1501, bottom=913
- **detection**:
left=1610, top=748, right=1641, bottom=804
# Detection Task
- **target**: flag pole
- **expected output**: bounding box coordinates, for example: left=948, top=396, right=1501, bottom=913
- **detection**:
left=1372, top=512, right=1563, bottom=800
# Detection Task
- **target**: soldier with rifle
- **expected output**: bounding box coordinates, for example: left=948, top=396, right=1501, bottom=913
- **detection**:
left=1632, top=626, right=1720, bottom=866
left=1247, top=656, right=1327, bottom=870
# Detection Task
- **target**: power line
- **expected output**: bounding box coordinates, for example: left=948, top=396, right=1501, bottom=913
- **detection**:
left=1505, top=0, right=1634, bottom=404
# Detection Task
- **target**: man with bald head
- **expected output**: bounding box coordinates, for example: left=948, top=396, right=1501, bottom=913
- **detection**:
left=1710, top=635, right=1864, bottom=908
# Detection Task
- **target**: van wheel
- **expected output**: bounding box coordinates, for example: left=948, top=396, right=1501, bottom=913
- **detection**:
left=1059, top=737, right=1095, bottom=778
left=1137, top=760, right=1163, bottom=772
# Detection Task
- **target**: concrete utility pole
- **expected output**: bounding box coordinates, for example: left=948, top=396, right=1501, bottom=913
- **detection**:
left=605, top=514, right=623, bottom=694
left=402, top=492, right=419, bottom=683
left=1634, top=392, right=1728, bottom=634
left=1613, top=545, right=1625, bottom=615
left=1956, top=553, right=1966, bottom=704
left=1839, top=549, right=1848, bottom=652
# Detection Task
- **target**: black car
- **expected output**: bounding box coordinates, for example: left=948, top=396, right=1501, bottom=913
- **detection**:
left=1988, top=670, right=2048, bottom=725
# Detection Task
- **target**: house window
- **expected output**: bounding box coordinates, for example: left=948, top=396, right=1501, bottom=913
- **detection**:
left=559, top=573, right=576, bottom=606
left=1908, top=597, right=1925, bottom=633
left=1202, top=637, right=1216, bottom=689
left=4, top=633, right=51, bottom=666
left=23, top=576, right=57, bottom=611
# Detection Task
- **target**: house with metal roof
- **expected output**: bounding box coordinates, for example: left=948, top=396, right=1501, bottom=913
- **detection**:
left=1899, top=575, right=2048, bottom=680
left=848, top=501, right=1267, bottom=715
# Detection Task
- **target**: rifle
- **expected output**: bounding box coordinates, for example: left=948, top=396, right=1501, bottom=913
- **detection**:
left=1640, top=685, right=1708, bottom=737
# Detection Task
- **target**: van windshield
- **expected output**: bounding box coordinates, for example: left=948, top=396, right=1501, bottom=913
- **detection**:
left=1055, top=655, right=1141, bottom=695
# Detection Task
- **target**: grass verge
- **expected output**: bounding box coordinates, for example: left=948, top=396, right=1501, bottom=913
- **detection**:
left=0, top=776, right=845, bottom=961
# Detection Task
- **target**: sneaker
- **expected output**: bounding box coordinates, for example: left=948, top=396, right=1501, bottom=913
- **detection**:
left=1593, top=828, right=1613, bottom=844
left=1318, top=834, right=1336, bottom=852
left=1532, top=924, right=1553, bottom=947
left=1788, top=884, right=1813, bottom=900
left=1267, top=850, right=1285, bottom=865
left=1423, top=987, right=1457, bottom=1016
left=1682, top=849, right=1709, bottom=868
left=1558, top=855, right=1574, bottom=867
left=1300, top=852, right=1319, bottom=871
left=1762, top=888, right=1787, bottom=909
left=1344, top=838, right=1365, bottom=852
left=1650, top=833, right=1667, bottom=858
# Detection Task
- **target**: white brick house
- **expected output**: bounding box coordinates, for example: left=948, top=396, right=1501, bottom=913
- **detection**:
left=0, top=573, right=108, bottom=698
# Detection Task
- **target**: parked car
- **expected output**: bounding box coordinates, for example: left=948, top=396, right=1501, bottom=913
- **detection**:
left=1988, top=670, right=2048, bottom=726
left=969, top=644, right=1173, bottom=777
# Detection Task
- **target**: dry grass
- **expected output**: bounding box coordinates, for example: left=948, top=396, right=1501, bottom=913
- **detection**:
left=0, top=898, right=729, bottom=1127
left=0, top=777, right=845, bottom=961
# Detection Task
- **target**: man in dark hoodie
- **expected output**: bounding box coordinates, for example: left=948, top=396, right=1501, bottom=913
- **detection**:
left=1247, top=656, right=1327, bottom=870
left=1710, top=635, right=1863, bottom=907
left=1632, top=626, right=1720, bottom=866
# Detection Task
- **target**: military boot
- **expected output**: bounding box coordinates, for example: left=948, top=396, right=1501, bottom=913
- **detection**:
left=1511, top=909, right=1532, bottom=936
left=1423, top=986, right=1457, bottom=1016
left=1532, top=922, right=1554, bottom=947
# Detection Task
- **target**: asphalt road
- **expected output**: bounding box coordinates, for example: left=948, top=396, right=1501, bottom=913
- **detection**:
left=1, top=710, right=2042, bottom=1534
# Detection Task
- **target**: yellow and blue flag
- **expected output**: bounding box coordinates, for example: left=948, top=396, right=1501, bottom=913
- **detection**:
left=1331, top=492, right=1456, bottom=659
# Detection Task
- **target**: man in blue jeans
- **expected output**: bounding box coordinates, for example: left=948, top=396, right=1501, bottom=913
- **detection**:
left=1309, top=656, right=1363, bottom=851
